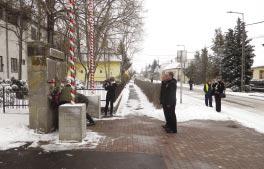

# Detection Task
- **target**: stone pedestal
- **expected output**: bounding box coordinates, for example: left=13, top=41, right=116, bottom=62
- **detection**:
left=27, top=42, right=66, bottom=133
left=59, top=104, right=87, bottom=142
left=86, top=95, right=101, bottom=118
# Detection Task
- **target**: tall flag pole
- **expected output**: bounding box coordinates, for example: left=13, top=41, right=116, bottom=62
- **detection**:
left=88, top=0, right=95, bottom=93
left=67, top=0, right=77, bottom=103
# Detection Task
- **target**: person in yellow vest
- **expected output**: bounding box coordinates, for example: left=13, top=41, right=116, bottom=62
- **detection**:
left=203, top=81, right=213, bottom=107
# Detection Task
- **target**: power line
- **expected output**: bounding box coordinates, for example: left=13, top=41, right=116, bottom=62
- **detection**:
left=246, top=20, right=264, bottom=26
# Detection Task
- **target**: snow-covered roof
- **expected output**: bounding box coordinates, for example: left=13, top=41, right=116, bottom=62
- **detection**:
left=252, top=65, right=264, bottom=69
left=161, top=62, right=181, bottom=71
left=97, top=55, right=122, bottom=62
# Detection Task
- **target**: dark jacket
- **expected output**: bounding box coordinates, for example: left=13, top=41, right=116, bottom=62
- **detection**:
left=164, top=78, right=177, bottom=106
left=104, top=81, right=117, bottom=99
left=212, top=81, right=225, bottom=95
left=159, top=80, right=167, bottom=105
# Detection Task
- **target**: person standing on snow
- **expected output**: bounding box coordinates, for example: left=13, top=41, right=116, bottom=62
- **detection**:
left=163, top=72, right=177, bottom=133
left=103, top=77, right=117, bottom=117
left=204, top=81, right=213, bottom=107
left=160, top=73, right=169, bottom=129
left=188, top=79, right=194, bottom=91
left=212, top=80, right=225, bottom=112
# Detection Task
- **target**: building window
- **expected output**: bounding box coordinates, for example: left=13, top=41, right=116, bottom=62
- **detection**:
left=11, top=58, right=18, bottom=73
left=31, top=27, right=37, bottom=40
left=100, top=70, right=103, bottom=73
left=260, top=70, right=264, bottom=79
left=0, top=56, right=3, bottom=72
left=22, top=59, right=26, bottom=65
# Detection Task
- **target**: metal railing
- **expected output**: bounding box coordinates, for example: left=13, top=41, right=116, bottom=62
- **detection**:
left=0, top=87, right=29, bottom=113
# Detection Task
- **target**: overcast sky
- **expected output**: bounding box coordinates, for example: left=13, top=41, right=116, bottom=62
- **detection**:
left=132, top=0, right=264, bottom=72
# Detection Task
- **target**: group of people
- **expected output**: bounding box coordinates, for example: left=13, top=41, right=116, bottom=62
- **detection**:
left=159, top=72, right=177, bottom=134
left=203, top=80, right=226, bottom=112
left=49, top=79, right=95, bottom=129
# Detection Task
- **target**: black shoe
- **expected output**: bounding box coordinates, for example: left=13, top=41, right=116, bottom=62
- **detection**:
left=87, top=122, right=95, bottom=126
left=165, top=128, right=177, bottom=133
left=162, top=124, right=169, bottom=129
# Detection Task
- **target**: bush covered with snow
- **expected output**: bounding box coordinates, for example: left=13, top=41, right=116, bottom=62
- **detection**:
left=0, top=78, right=29, bottom=99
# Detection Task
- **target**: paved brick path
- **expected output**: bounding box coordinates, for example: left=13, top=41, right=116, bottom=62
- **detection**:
left=89, top=85, right=264, bottom=169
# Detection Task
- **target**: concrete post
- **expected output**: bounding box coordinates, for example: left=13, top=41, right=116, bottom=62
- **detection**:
left=59, top=103, right=86, bottom=142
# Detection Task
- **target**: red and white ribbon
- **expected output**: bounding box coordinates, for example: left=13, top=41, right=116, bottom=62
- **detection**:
left=88, top=0, right=95, bottom=93
left=67, top=0, right=76, bottom=103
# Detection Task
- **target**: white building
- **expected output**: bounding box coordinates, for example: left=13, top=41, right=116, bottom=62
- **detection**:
left=0, top=4, right=47, bottom=80
left=160, top=59, right=193, bottom=83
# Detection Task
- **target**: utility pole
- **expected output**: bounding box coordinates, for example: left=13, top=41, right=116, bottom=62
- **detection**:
left=241, top=14, right=245, bottom=92
left=177, top=45, right=186, bottom=104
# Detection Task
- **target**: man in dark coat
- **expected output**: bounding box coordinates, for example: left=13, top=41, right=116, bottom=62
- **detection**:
left=160, top=73, right=169, bottom=129
left=104, top=77, right=117, bottom=117
left=163, top=72, right=177, bottom=133
left=188, top=79, right=193, bottom=91
left=212, top=80, right=225, bottom=112
left=204, top=81, right=213, bottom=107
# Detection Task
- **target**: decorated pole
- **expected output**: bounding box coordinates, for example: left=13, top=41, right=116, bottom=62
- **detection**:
left=88, top=0, right=95, bottom=93
left=67, top=0, right=77, bottom=103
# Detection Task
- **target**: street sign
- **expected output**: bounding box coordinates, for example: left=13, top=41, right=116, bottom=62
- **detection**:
left=177, top=50, right=187, bottom=62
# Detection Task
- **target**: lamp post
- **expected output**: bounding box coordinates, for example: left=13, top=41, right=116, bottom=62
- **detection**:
left=227, top=11, right=245, bottom=92
left=177, top=45, right=186, bottom=104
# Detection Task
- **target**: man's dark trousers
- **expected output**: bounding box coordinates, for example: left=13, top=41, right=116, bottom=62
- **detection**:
left=215, top=95, right=221, bottom=112
left=105, top=96, right=114, bottom=115
left=167, top=104, right=177, bottom=132
left=162, top=105, right=169, bottom=126
left=205, top=94, right=212, bottom=107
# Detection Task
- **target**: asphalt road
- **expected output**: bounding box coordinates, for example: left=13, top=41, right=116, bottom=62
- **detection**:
left=0, top=146, right=166, bottom=169
left=181, top=86, right=264, bottom=114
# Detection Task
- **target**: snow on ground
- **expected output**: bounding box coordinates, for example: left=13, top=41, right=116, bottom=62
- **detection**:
left=225, top=91, right=264, bottom=101
left=119, top=82, right=264, bottom=134
left=117, top=83, right=229, bottom=123
left=182, top=83, right=264, bottom=101
left=0, top=113, right=104, bottom=151
left=1, top=81, right=264, bottom=151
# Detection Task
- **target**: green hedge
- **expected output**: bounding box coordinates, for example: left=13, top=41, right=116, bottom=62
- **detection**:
left=134, top=79, right=161, bottom=109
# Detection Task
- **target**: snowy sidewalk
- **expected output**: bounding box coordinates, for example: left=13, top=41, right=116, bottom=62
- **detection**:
left=1, top=82, right=264, bottom=169
left=92, top=83, right=264, bottom=169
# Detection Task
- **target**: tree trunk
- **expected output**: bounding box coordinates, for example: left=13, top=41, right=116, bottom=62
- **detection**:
left=3, top=7, right=10, bottom=79
left=18, top=13, right=23, bottom=80
left=85, top=0, right=90, bottom=88
left=47, top=13, right=55, bottom=46
left=75, top=6, right=88, bottom=84
left=18, top=33, right=23, bottom=80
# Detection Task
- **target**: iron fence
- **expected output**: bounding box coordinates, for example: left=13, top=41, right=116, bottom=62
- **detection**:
left=0, top=87, right=29, bottom=113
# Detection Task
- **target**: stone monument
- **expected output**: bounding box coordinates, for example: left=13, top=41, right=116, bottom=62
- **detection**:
left=27, top=42, right=66, bottom=133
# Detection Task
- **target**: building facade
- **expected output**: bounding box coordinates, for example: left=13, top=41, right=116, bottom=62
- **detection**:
left=75, top=55, right=122, bottom=83
left=0, top=4, right=47, bottom=80
left=252, top=66, right=264, bottom=80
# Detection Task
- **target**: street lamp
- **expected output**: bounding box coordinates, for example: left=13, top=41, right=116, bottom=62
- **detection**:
left=227, top=11, right=246, bottom=92
left=177, top=45, right=186, bottom=104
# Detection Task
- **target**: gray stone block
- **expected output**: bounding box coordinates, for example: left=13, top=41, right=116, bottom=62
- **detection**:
left=59, top=104, right=87, bottom=142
